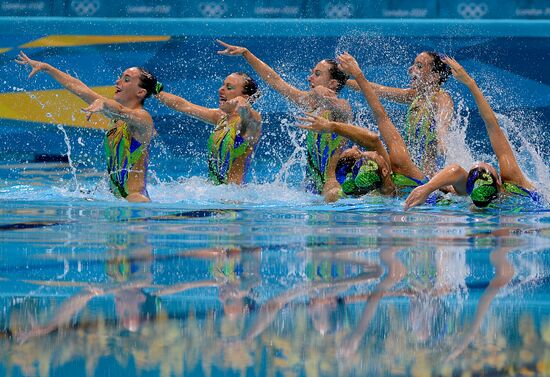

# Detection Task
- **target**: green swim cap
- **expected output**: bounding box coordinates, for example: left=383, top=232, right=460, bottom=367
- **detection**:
left=466, top=167, right=498, bottom=207
left=354, top=159, right=381, bottom=193
left=341, top=172, right=358, bottom=195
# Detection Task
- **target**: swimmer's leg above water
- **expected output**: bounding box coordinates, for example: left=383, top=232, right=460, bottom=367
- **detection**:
left=404, top=57, right=539, bottom=210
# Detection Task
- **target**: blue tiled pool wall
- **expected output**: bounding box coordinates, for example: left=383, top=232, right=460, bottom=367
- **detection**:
left=1, top=0, right=550, bottom=19
left=0, top=19, right=548, bottom=184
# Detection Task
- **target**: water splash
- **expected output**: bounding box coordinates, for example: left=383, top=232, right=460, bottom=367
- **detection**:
left=496, top=113, right=550, bottom=202
left=445, top=97, right=477, bottom=168
left=54, top=123, right=81, bottom=193
left=273, top=117, right=307, bottom=185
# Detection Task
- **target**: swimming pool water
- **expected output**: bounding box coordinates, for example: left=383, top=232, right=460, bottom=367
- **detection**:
left=1, top=196, right=549, bottom=376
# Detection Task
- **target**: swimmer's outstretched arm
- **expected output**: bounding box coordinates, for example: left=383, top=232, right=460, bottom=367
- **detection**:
left=403, top=163, right=468, bottom=210
left=444, top=57, right=533, bottom=189
left=82, top=99, right=153, bottom=135
left=347, top=78, right=416, bottom=104
left=296, top=114, right=389, bottom=165
left=155, top=91, right=222, bottom=125
left=16, top=52, right=153, bottom=133
left=338, top=53, right=423, bottom=180
left=217, top=40, right=309, bottom=106
left=15, top=286, right=102, bottom=343
left=16, top=51, right=102, bottom=105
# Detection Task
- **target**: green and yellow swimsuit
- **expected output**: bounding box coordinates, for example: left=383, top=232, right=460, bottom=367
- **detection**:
left=207, top=114, right=253, bottom=185
left=305, top=110, right=346, bottom=194
left=404, top=93, right=444, bottom=176
left=104, top=119, right=149, bottom=198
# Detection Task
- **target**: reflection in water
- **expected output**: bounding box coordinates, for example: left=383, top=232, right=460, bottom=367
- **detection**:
left=0, top=207, right=549, bottom=376
left=447, top=247, right=514, bottom=362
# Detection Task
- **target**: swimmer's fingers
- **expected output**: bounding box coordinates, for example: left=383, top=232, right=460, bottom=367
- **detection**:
left=27, top=66, right=43, bottom=79
left=443, top=57, right=471, bottom=83
left=403, top=187, right=428, bottom=211
left=81, top=108, right=93, bottom=122
left=15, top=51, right=30, bottom=64
left=295, top=114, right=322, bottom=125
left=81, top=101, right=102, bottom=121
left=295, top=115, right=332, bottom=133
left=442, top=56, right=462, bottom=73
left=216, top=39, right=246, bottom=55
left=294, top=123, right=314, bottom=131
left=15, top=51, right=42, bottom=78
left=337, top=53, right=361, bottom=76
left=216, top=39, right=232, bottom=48
left=295, top=115, right=313, bottom=122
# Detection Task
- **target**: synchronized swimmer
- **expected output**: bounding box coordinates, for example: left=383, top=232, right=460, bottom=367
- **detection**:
left=15, top=44, right=542, bottom=209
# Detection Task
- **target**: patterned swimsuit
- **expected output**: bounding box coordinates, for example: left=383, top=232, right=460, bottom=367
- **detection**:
left=207, top=114, right=253, bottom=185
left=104, top=119, right=148, bottom=198
left=404, top=93, right=445, bottom=176
left=305, top=110, right=347, bottom=194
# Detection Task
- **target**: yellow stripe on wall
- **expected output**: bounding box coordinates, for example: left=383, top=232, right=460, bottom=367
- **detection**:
left=20, top=35, right=170, bottom=48
left=0, top=48, right=11, bottom=54
left=0, top=86, right=114, bottom=129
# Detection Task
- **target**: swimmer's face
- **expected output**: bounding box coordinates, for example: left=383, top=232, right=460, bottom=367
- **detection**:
left=114, top=68, right=147, bottom=104
left=308, top=61, right=337, bottom=91
left=218, top=73, right=247, bottom=107
left=408, top=52, right=439, bottom=89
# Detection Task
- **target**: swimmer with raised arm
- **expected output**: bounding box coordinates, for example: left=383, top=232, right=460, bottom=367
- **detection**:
left=15, top=52, right=158, bottom=202
left=156, top=73, right=261, bottom=185
left=404, top=57, right=541, bottom=210
left=216, top=40, right=352, bottom=193
left=348, top=52, right=454, bottom=177
left=299, top=53, right=435, bottom=202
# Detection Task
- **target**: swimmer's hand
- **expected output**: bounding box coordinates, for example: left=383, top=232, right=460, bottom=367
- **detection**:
left=403, top=184, right=433, bottom=210
left=236, top=100, right=262, bottom=141
left=220, top=96, right=249, bottom=114
left=295, top=113, right=334, bottom=133
left=443, top=57, right=473, bottom=85
left=81, top=98, right=106, bottom=121
left=337, top=52, right=363, bottom=78
left=216, top=40, right=248, bottom=56
left=15, top=51, right=48, bottom=78
left=310, top=85, right=337, bottom=98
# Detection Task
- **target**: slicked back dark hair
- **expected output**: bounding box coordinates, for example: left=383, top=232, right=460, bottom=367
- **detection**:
left=135, top=67, right=158, bottom=103
left=233, top=72, right=260, bottom=103
left=324, top=59, right=350, bottom=93
left=424, top=52, right=452, bottom=85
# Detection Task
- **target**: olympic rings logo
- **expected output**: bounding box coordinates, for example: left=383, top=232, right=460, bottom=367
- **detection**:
left=198, top=2, right=227, bottom=17
left=457, top=2, right=489, bottom=19
left=324, top=3, right=354, bottom=19
left=70, top=0, right=100, bottom=16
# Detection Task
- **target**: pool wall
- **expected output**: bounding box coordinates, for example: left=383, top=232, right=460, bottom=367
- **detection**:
left=0, top=18, right=548, bottom=182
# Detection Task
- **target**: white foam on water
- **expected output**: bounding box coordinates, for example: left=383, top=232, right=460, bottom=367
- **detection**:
left=149, top=176, right=318, bottom=207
